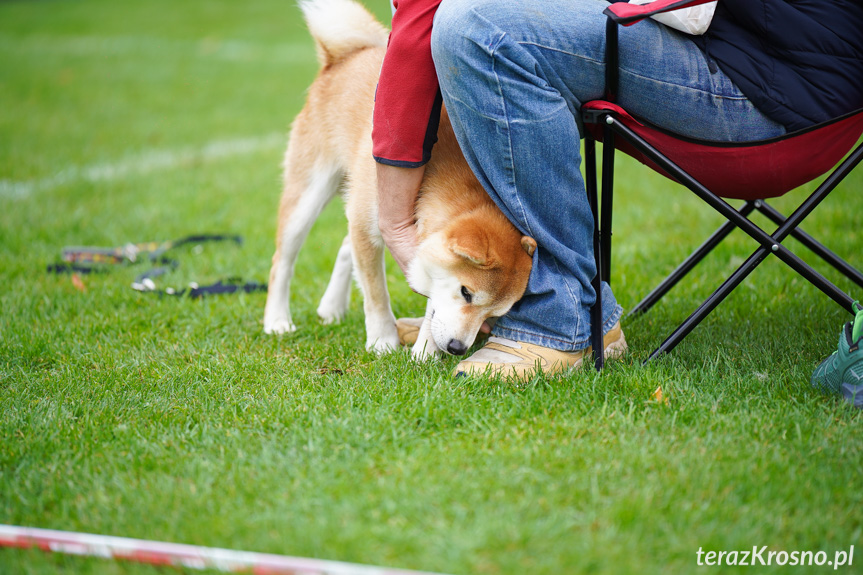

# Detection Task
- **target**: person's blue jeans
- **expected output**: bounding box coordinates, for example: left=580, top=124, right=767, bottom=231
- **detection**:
left=430, top=0, right=786, bottom=352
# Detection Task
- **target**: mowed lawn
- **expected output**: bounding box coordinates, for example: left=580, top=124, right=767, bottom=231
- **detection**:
left=2, top=1, right=862, bottom=574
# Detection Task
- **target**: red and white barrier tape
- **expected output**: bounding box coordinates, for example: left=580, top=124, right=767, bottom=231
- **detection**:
left=0, top=524, right=449, bottom=575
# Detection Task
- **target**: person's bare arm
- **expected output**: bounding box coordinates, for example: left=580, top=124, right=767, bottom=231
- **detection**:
left=376, top=162, right=424, bottom=276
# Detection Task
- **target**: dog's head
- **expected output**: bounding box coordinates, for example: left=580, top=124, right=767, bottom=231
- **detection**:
left=408, top=208, right=536, bottom=355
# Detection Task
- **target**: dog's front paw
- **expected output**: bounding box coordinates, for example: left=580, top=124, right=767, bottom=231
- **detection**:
left=316, top=305, right=344, bottom=325
left=411, top=333, right=441, bottom=361
left=366, top=335, right=401, bottom=355
left=264, top=318, right=297, bottom=335
left=411, top=342, right=441, bottom=362
left=365, top=316, right=400, bottom=355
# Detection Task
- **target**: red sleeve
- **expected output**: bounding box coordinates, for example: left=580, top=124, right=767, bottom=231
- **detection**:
left=372, top=0, right=443, bottom=167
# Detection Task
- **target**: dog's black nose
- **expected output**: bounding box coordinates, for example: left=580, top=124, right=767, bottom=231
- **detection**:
left=447, top=339, right=468, bottom=356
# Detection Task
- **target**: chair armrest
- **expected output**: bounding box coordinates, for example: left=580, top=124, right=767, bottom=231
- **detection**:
left=604, top=0, right=716, bottom=26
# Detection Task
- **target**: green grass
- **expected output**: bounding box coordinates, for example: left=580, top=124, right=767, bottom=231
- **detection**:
left=2, top=1, right=863, bottom=574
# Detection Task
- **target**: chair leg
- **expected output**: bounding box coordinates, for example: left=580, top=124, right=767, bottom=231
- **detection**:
left=601, top=119, right=863, bottom=362
left=606, top=119, right=863, bottom=295
left=645, top=244, right=771, bottom=361
left=645, top=232, right=858, bottom=361
left=629, top=201, right=756, bottom=317
left=600, top=127, right=615, bottom=284
left=644, top=211, right=859, bottom=362
left=585, top=137, right=605, bottom=370
left=755, top=200, right=863, bottom=290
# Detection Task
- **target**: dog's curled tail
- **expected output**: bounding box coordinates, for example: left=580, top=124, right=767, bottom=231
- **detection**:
left=300, top=0, right=389, bottom=67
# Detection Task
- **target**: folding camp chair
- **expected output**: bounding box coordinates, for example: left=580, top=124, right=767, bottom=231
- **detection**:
left=584, top=0, right=863, bottom=369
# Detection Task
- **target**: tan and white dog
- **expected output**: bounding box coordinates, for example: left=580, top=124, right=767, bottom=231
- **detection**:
left=263, top=0, right=536, bottom=359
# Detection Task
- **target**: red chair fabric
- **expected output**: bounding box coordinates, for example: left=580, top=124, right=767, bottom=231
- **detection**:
left=584, top=1, right=863, bottom=368
left=604, top=0, right=717, bottom=26
left=582, top=100, right=863, bottom=200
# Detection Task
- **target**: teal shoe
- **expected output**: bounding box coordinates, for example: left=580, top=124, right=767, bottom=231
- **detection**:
left=811, top=301, right=863, bottom=407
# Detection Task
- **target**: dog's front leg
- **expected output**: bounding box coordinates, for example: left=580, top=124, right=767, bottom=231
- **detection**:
left=348, top=219, right=400, bottom=354
left=411, top=301, right=440, bottom=361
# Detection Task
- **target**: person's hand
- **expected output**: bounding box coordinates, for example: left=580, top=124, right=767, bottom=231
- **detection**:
left=376, top=163, right=425, bottom=276
left=377, top=162, right=492, bottom=333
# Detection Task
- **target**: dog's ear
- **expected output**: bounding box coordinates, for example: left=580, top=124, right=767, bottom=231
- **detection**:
left=521, top=236, right=537, bottom=257
left=448, top=229, right=490, bottom=267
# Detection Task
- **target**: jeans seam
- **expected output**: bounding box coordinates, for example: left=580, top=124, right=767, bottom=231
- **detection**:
left=515, top=41, right=749, bottom=105
left=489, top=29, right=535, bottom=241
left=551, top=257, right=582, bottom=344
left=620, top=68, right=749, bottom=101
left=517, top=40, right=604, bottom=65
left=439, top=92, right=504, bottom=123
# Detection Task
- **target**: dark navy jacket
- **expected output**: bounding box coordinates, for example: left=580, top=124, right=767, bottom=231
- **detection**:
left=692, top=0, right=863, bottom=132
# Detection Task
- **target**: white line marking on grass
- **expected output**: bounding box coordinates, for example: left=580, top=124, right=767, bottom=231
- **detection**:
left=0, top=33, right=316, bottom=64
left=0, top=524, right=450, bottom=575
left=0, top=133, right=285, bottom=200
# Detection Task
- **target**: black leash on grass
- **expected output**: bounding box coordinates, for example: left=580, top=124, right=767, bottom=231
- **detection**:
left=58, top=234, right=242, bottom=265
left=47, top=234, right=267, bottom=298
left=139, top=277, right=269, bottom=299
left=132, top=270, right=267, bottom=299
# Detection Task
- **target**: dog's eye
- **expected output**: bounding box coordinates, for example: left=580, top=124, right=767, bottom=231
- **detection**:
left=461, top=286, right=473, bottom=304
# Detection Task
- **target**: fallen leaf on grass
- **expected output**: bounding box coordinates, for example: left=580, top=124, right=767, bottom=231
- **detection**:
left=652, top=385, right=670, bottom=406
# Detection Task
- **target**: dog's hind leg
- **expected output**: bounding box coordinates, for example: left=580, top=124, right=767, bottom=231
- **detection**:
left=264, top=160, right=342, bottom=335
left=317, top=235, right=353, bottom=324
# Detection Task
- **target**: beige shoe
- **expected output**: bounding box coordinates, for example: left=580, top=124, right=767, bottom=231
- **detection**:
left=454, top=322, right=627, bottom=380
left=396, top=317, right=424, bottom=347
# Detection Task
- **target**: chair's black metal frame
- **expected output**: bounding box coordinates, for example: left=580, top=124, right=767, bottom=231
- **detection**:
left=584, top=17, right=863, bottom=370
